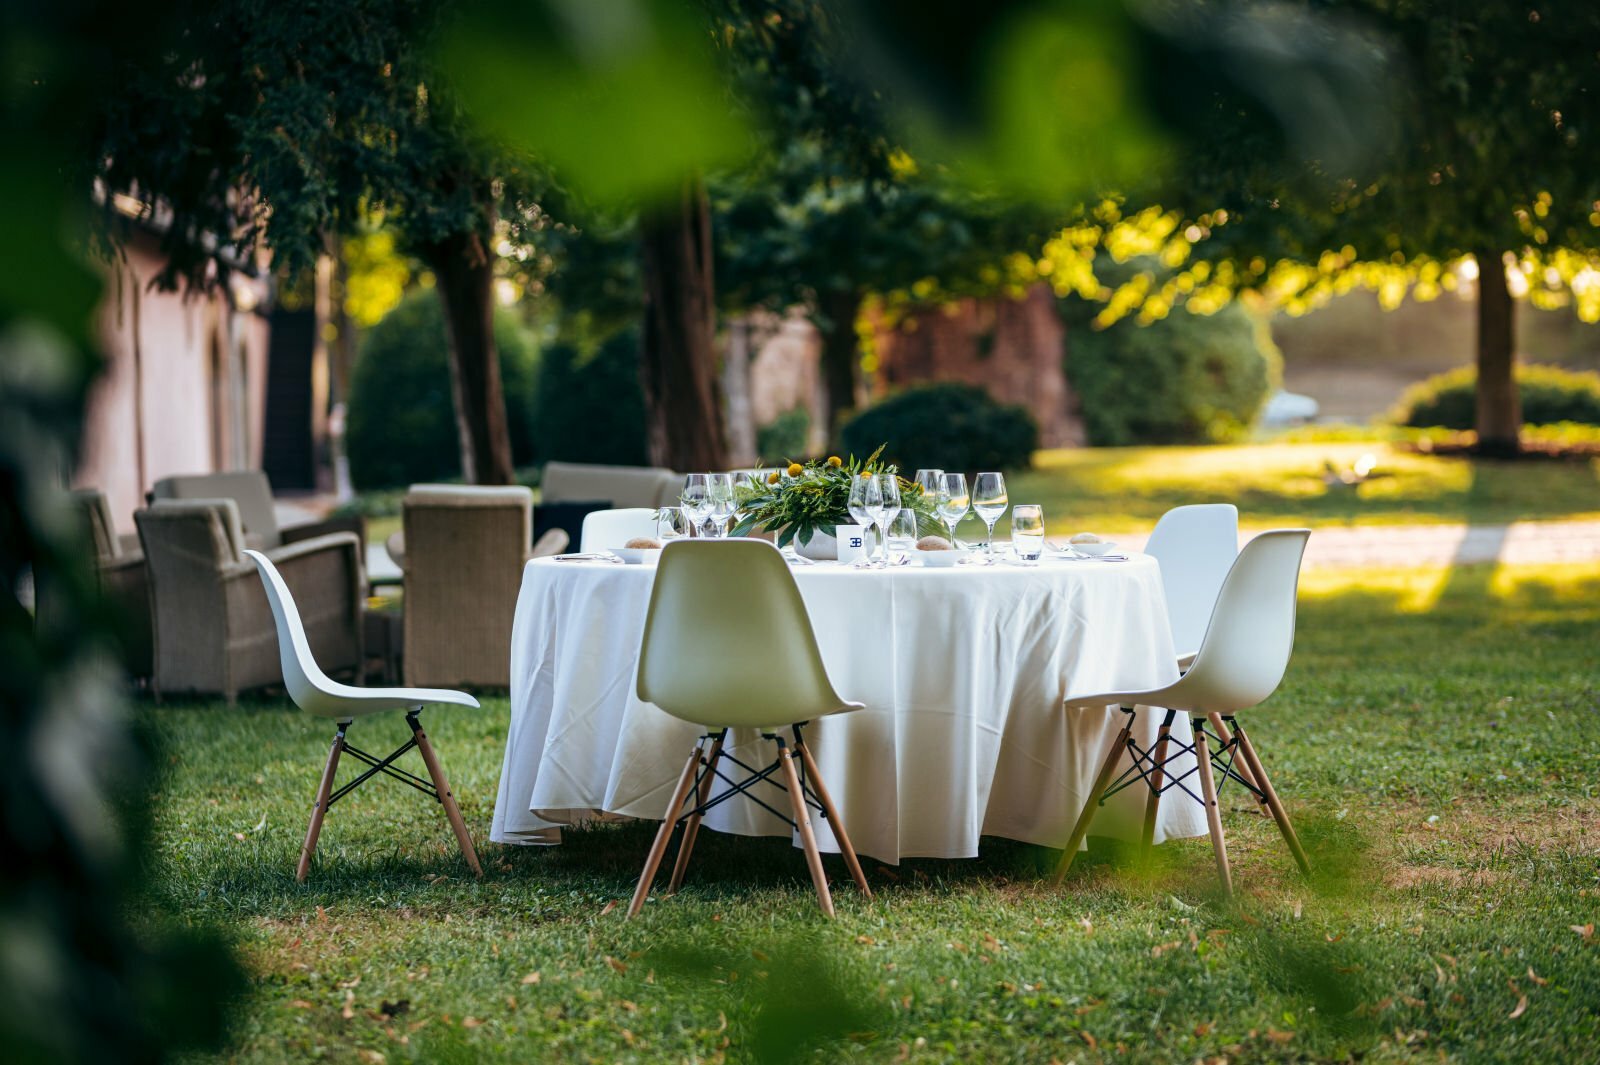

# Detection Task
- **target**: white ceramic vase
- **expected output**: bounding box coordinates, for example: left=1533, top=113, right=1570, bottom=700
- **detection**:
left=794, top=530, right=838, bottom=561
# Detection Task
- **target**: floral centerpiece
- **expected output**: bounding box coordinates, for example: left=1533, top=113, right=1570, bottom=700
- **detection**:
left=730, top=445, right=934, bottom=556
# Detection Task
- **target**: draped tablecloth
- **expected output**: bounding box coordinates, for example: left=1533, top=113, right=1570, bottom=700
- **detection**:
left=490, top=554, right=1205, bottom=862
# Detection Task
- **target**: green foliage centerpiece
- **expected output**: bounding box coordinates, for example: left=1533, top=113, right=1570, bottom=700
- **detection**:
left=731, top=445, right=933, bottom=550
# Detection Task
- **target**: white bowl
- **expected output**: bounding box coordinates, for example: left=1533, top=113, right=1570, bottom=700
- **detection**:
left=611, top=547, right=662, bottom=565
left=1069, top=540, right=1119, bottom=557
left=916, top=548, right=970, bottom=567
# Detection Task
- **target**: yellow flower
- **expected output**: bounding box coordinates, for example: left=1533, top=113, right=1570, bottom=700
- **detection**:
left=826, top=455, right=842, bottom=467
left=766, top=471, right=780, bottom=484
left=786, top=463, right=803, bottom=477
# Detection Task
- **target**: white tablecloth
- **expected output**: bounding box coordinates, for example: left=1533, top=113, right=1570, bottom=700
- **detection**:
left=490, top=554, right=1205, bottom=862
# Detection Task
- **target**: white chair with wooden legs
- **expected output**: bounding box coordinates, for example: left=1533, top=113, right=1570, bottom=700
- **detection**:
left=1144, top=503, right=1266, bottom=809
left=245, top=550, right=484, bottom=882
left=1053, top=529, right=1314, bottom=897
left=580, top=508, right=660, bottom=553
left=627, top=539, right=871, bottom=918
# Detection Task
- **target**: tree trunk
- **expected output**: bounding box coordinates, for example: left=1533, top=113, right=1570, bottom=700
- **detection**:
left=816, top=287, right=863, bottom=441
left=1474, top=249, right=1522, bottom=457
left=640, top=176, right=728, bottom=471
left=423, top=230, right=514, bottom=485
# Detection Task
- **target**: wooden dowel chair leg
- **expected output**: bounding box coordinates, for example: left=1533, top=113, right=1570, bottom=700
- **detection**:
left=1052, top=715, right=1135, bottom=886
left=409, top=713, right=482, bottom=878
left=1207, top=712, right=1266, bottom=815
left=628, top=741, right=705, bottom=918
left=298, top=723, right=348, bottom=882
left=1192, top=720, right=1233, bottom=898
left=794, top=730, right=871, bottom=899
left=1231, top=722, right=1311, bottom=875
left=1141, top=709, right=1177, bottom=862
left=777, top=738, right=835, bottom=917
left=667, top=732, right=726, bottom=895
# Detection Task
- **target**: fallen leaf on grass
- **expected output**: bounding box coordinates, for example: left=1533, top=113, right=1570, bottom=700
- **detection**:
left=342, top=990, right=355, bottom=1020
left=1264, top=1029, right=1295, bottom=1044
left=1571, top=923, right=1594, bottom=943
left=605, top=956, right=627, bottom=975
left=1527, top=967, right=1548, bottom=986
left=521, top=971, right=541, bottom=985
left=1509, top=996, right=1528, bottom=1020
left=599, top=900, right=618, bottom=917
left=1079, top=1031, right=1098, bottom=1049
left=462, top=1017, right=483, bottom=1028
left=232, top=833, right=246, bottom=842
left=290, top=1000, right=315, bottom=1010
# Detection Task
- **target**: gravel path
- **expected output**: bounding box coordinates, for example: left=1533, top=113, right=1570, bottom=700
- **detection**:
left=1111, top=519, right=1600, bottom=570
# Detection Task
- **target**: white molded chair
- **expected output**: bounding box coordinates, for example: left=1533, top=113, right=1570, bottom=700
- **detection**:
left=580, top=507, right=660, bottom=553
left=245, top=549, right=484, bottom=882
left=1144, top=503, right=1239, bottom=667
left=1053, top=529, right=1312, bottom=896
left=1143, top=503, right=1268, bottom=808
left=628, top=539, right=871, bottom=918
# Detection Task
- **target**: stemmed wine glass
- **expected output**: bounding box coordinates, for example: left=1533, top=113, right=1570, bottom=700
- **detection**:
left=874, top=473, right=902, bottom=567
left=707, top=473, right=736, bottom=538
left=914, top=469, right=943, bottom=537
left=680, top=474, right=712, bottom=537
left=846, top=473, right=882, bottom=569
left=972, top=472, right=1008, bottom=559
left=937, top=472, right=969, bottom=549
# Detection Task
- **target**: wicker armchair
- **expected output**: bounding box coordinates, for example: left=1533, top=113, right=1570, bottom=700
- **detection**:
left=150, top=469, right=365, bottom=555
left=135, top=499, right=363, bottom=703
left=35, top=488, right=153, bottom=679
left=541, top=461, right=681, bottom=509
left=401, top=484, right=537, bottom=689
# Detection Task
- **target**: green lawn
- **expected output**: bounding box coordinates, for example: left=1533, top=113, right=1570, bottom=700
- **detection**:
left=142, top=560, right=1600, bottom=1063
left=1006, top=442, right=1600, bottom=534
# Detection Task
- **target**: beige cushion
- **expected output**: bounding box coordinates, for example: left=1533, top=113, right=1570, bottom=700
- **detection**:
left=541, top=462, right=680, bottom=510
left=151, top=470, right=280, bottom=548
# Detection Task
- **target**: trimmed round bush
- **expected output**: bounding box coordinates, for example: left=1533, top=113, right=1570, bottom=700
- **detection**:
left=839, top=383, right=1038, bottom=471
left=347, top=290, right=538, bottom=489
left=1067, top=304, right=1278, bottom=446
left=531, top=326, right=650, bottom=467
left=757, top=407, right=811, bottom=464
left=1393, top=363, right=1600, bottom=429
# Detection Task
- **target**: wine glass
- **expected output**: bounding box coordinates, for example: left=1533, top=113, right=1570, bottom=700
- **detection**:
left=913, top=469, right=943, bottom=536
left=707, top=473, right=736, bottom=538
left=936, top=472, right=969, bottom=548
left=1010, top=504, right=1044, bottom=564
left=972, top=472, right=1008, bottom=558
left=846, top=473, right=881, bottom=568
left=657, top=506, right=690, bottom=542
left=874, top=473, right=902, bottom=567
left=680, top=474, right=712, bottom=537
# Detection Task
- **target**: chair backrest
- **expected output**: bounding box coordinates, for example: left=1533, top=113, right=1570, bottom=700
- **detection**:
left=542, top=461, right=681, bottom=509
left=151, top=470, right=281, bottom=548
left=580, top=507, right=660, bottom=552
left=401, top=484, right=533, bottom=687
left=70, top=487, right=121, bottom=561
left=1174, top=529, right=1311, bottom=713
left=138, top=498, right=248, bottom=569
left=637, top=539, right=851, bottom=728
left=243, top=549, right=343, bottom=716
left=1143, top=503, right=1238, bottom=655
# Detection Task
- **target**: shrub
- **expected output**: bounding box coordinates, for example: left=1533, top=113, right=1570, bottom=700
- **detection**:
left=531, top=325, right=650, bottom=466
left=757, top=406, right=811, bottom=463
left=1392, top=363, right=1600, bottom=429
left=838, top=383, right=1038, bottom=471
left=1066, top=303, right=1278, bottom=446
left=347, top=290, right=538, bottom=489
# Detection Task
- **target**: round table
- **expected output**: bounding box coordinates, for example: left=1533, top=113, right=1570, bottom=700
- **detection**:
left=490, top=552, right=1205, bottom=862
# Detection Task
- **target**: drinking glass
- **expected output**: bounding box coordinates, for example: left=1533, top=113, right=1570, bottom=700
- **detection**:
left=874, top=473, right=902, bottom=566
left=1010, top=504, right=1045, bottom=563
left=707, top=473, right=736, bottom=538
left=936, top=472, right=969, bottom=548
left=657, top=507, right=690, bottom=542
left=846, top=473, right=881, bottom=568
left=887, top=507, right=918, bottom=559
left=680, top=474, right=712, bottom=536
left=972, top=472, right=1008, bottom=558
left=913, top=468, right=943, bottom=537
